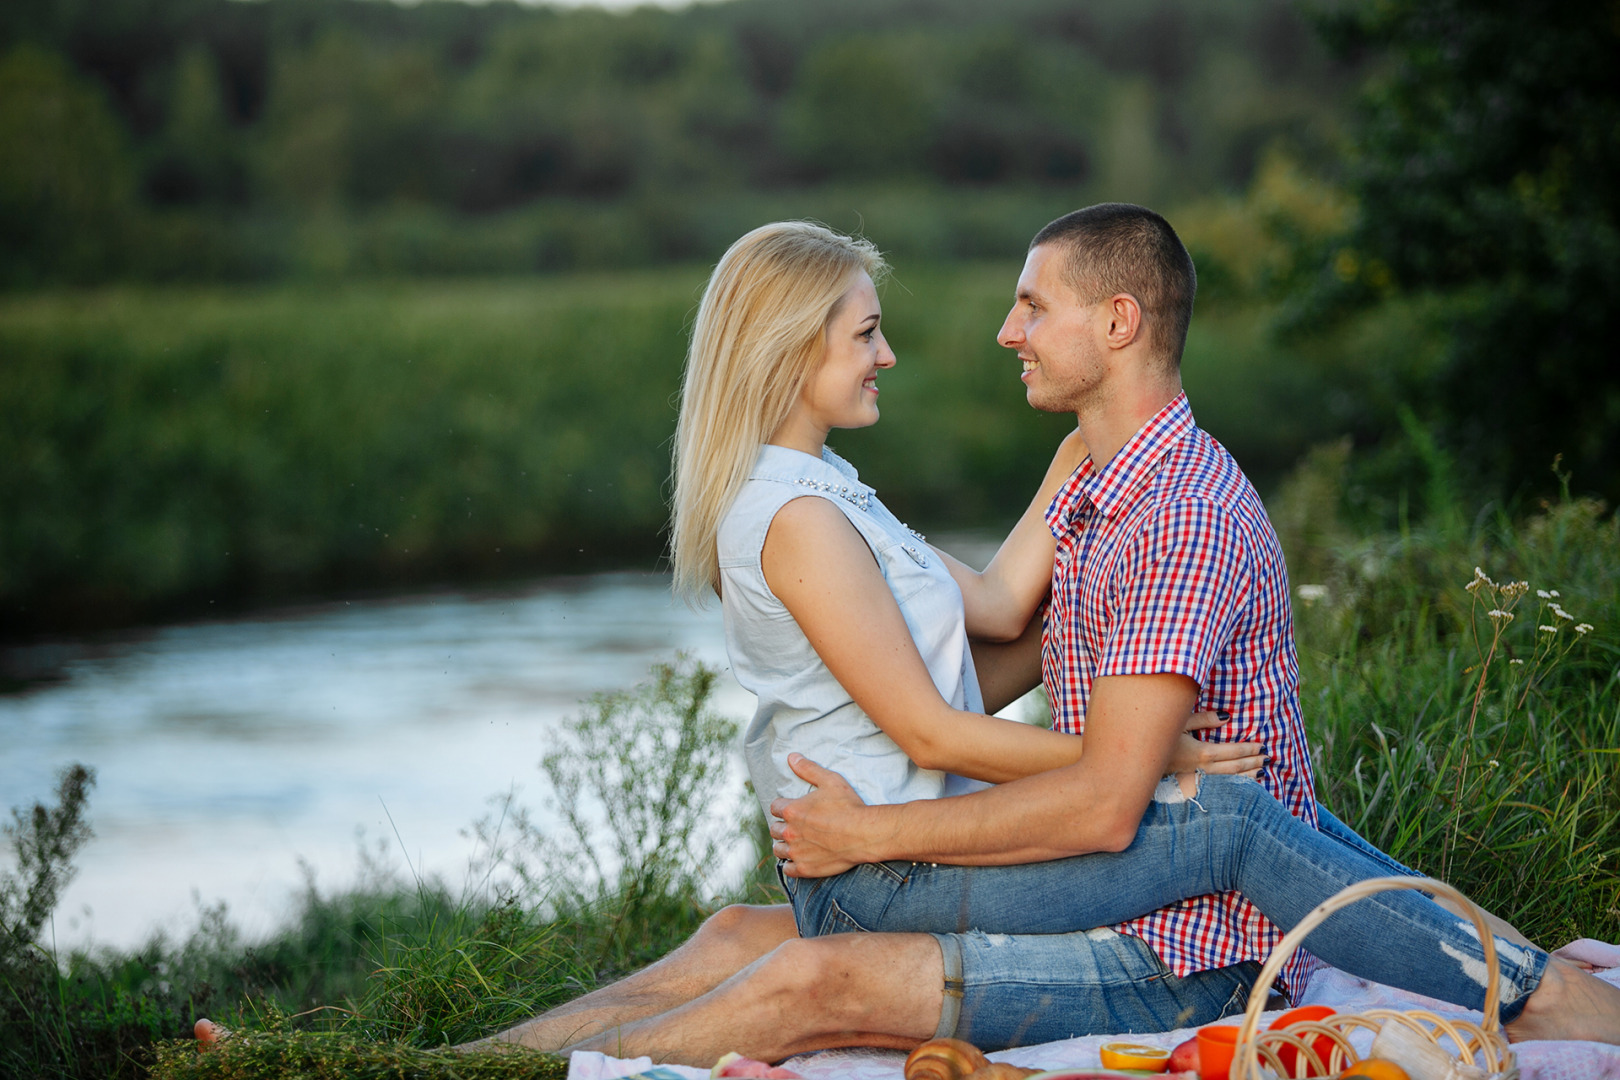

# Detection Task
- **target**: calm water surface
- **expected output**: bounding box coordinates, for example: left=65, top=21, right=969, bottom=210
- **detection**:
left=1, top=572, right=755, bottom=950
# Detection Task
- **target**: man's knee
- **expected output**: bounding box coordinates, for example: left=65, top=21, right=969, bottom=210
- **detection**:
left=754, top=934, right=940, bottom=1031
left=753, top=936, right=846, bottom=1001
left=695, top=904, right=797, bottom=952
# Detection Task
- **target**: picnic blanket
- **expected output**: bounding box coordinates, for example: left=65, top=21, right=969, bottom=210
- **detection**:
left=567, top=940, right=1620, bottom=1080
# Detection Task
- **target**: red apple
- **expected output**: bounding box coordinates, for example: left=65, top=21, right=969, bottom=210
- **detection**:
left=1168, top=1035, right=1200, bottom=1074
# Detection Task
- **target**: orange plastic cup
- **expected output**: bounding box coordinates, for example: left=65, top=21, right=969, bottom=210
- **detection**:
left=1195, top=1024, right=1241, bottom=1080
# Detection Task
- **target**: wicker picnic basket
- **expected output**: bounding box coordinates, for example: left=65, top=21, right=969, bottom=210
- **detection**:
left=1230, top=875, right=1520, bottom=1080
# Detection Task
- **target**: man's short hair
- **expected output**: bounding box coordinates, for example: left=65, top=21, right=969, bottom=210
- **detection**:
left=1032, top=204, right=1197, bottom=370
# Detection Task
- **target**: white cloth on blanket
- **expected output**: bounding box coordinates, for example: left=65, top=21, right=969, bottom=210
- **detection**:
left=567, top=956, right=1620, bottom=1080
left=1553, top=938, right=1620, bottom=970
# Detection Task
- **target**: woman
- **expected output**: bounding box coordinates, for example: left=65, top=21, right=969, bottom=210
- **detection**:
left=669, top=221, right=1550, bottom=1042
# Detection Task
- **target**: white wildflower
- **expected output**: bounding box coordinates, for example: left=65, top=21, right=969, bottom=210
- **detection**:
left=1509, top=658, right=1524, bottom=665
left=1550, top=603, right=1574, bottom=621
left=1575, top=623, right=1593, bottom=635
left=1501, top=581, right=1529, bottom=600
left=1487, top=609, right=1514, bottom=624
left=1297, top=584, right=1328, bottom=604
left=1537, top=589, right=1551, bottom=599
left=1540, top=625, right=1558, bottom=634
left=1489, top=759, right=1501, bottom=768
left=1550, top=589, right=1561, bottom=597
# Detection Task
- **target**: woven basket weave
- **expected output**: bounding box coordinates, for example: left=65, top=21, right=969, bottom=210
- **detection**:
left=1230, top=875, right=1520, bottom=1080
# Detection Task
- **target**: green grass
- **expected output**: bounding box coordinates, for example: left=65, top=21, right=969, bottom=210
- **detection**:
left=4, top=660, right=750, bottom=1080
left=1277, top=455, right=1620, bottom=946
left=0, top=272, right=706, bottom=632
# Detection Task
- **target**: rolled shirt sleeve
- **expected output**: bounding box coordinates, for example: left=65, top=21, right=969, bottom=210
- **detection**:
left=1097, top=498, right=1249, bottom=686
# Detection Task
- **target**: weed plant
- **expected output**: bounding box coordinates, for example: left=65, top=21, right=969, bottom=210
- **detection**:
left=1280, top=453, right=1620, bottom=947
left=139, top=658, right=739, bottom=1080
left=468, top=657, right=745, bottom=980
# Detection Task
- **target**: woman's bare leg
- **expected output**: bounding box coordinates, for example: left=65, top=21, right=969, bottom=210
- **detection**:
left=462, top=903, right=799, bottom=1051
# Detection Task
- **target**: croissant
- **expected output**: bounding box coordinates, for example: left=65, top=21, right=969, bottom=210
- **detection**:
left=963, top=1064, right=1041, bottom=1080
left=904, top=1038, right=991, bottom=1080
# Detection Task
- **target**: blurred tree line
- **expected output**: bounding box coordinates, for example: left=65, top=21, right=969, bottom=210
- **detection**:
left=0, top=0, right=1354, bottom=282
left=2, top=0, right=1617, bottom=631
left=1300, top=0, right=1620, bottom=505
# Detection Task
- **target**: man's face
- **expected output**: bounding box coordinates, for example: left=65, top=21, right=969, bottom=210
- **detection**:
left=997, top=243, right=1106, bottom=415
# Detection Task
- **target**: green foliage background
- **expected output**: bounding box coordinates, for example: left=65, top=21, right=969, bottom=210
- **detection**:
left=1, top=247, right=1386, bottom=632
left=5, top=0, right=1617, bottom=626
left=0, top=0, right=1352, bottom=283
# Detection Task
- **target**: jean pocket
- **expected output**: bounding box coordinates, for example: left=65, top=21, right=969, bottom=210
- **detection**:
left=818, top=898, right=871, bottom=936
left=867, top=860, right=912, bottom=884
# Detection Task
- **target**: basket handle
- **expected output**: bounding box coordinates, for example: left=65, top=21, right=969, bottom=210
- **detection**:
left=1232, top=876, right=1504, bottom=1074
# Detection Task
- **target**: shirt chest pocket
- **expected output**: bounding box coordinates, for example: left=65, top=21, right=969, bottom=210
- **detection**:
left=870, top=532, right=938, bottom=604
left=878, top=542, right=968, bottom=669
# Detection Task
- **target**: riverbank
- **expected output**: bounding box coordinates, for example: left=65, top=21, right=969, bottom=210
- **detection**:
left=4, top=486, right=1617, bottom=1080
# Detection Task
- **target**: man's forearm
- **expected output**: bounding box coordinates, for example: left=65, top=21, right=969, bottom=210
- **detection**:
left=857, top=765, right=1143, bottom=866
left=773, top=674, right=1199, bottom=878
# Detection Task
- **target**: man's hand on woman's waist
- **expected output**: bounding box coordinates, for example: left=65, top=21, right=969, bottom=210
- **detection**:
left=770, top=754, right=897, bottom=878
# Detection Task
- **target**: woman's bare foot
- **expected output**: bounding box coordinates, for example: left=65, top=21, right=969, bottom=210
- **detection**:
left=194, top=1018, right=231, bottom=1049
left=1506, top=957, right=1620, bottom=1044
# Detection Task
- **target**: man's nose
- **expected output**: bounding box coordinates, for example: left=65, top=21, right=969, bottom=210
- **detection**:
left=997, top=310, right=1023, bottom=348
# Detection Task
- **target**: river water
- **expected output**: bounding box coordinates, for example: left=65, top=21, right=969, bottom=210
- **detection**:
left=1, top=572, right=758, bottom=951
left=3, top=527, right=1010, bottom=952
left=5, top=533, right=1011, bottom=953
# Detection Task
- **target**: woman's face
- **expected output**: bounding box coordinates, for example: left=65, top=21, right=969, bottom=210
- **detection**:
left=795, top=272, right=895, bottom=437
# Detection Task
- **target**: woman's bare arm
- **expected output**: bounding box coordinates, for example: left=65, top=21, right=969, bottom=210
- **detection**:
left=763, top=496, right=1262, bottom=784
left=938, top=428, right=1088, bottom=641
left=969, top=611, right=1044, bottom=714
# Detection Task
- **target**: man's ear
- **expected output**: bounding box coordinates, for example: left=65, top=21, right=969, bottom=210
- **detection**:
left=1103, top=294, right=1143, bottom=351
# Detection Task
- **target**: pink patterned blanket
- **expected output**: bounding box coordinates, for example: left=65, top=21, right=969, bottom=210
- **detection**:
left=568, top=941, right=1620, bottom=1080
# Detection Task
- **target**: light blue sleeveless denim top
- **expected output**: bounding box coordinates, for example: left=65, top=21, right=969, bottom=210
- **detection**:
left=717, top=444, right=988, bottom=819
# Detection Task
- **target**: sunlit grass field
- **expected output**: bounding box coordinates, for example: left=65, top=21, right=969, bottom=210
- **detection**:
left=0, top=264, right=1329, bottom=633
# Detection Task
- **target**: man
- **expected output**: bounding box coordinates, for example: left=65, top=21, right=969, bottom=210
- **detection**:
left=451, top=205, right=1620, bottom=1062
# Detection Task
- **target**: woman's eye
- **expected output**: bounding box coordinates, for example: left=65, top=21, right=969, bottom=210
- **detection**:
left=861, top=327, right=877, bottom=341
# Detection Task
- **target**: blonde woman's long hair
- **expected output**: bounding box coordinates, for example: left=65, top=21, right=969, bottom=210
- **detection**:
left=672, top=222, right=886, bottom=601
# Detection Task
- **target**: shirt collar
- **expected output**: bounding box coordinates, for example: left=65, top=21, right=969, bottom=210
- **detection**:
left=1045, top=391, right=1197, bottom=534
left=751, top=443, right=869, bottom=491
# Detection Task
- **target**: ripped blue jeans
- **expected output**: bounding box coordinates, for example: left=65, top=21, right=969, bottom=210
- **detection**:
left=779, top=774, right=1547, bottom=1049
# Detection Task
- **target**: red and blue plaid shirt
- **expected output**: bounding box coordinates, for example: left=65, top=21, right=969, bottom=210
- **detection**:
left=1042, top=392, right=1320, bottom=1000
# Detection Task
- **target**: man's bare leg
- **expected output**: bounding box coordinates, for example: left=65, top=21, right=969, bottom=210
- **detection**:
left=1506, top=956, right=1620, bottom=1045
left=562, top=932, right=944, bottom=1067
left=461, top=904, right=798, bottom=1051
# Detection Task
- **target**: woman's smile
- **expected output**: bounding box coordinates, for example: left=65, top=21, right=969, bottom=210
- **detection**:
left=773, top=271, right=896, bottom=452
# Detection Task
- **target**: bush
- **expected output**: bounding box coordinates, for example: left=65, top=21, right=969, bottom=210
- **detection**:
left=4, top=658, right=748, bottom=1079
